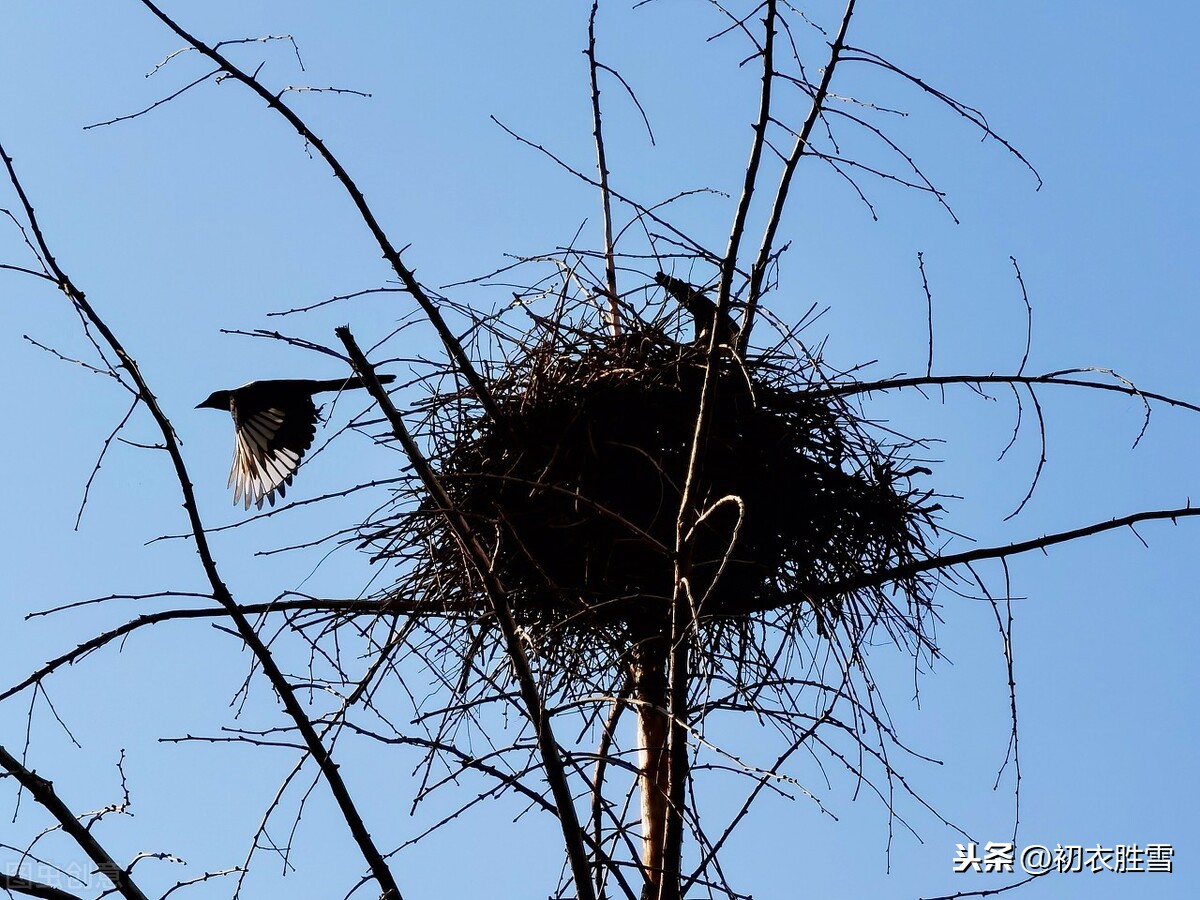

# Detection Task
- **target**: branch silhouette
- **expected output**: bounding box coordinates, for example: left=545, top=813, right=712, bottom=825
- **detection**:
left=135, top=0, right=503, bottom=428
left=0, top=140, right=405, bottom=900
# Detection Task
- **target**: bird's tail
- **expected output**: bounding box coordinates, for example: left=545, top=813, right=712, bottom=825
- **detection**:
left=310, top=374, right=397, bottom=394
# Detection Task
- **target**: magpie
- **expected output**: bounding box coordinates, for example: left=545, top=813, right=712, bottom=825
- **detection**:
left=197, top=375, right=395, bottom=510
left=654, top=272, right=740, bottom=348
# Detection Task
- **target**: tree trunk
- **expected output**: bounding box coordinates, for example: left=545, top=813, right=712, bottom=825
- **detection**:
left=631, top=638, right=670, bottom=899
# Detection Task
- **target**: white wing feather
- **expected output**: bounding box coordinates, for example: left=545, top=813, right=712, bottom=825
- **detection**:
left=228, top=408, right=301, bottom=509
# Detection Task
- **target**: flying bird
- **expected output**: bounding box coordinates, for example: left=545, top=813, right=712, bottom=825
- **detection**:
left=196, top=375, right=395, bottom=510
left=655, top=272, right=740, bottom=348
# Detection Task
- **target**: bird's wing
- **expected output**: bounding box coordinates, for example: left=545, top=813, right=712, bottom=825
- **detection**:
left=228, top=396, right=318, bottom=510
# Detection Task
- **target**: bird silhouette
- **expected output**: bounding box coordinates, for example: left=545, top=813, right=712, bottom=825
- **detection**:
left=197, top=375, right=395, bottom=509
left=655, top=272, right=740, bottom=348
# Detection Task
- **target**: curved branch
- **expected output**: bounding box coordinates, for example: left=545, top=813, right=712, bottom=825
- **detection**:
left=842, top=45, right=1042, bottom=189
left=814, top=370, right=1199, bottom=419
left=2, top=595, right=460, bottom=704
left=803, top=504, right=1200, bottom=604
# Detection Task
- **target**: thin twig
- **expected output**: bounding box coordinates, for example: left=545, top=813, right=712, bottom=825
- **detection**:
left=587, top=1, right=621, bottom=336
left=83, top=70, right=219, bottom=130
left=918, top=251, right=934, bottom=378
left=75, top=397, right=140, bottom=529
left=1011, top=257, right=1033, bottom=376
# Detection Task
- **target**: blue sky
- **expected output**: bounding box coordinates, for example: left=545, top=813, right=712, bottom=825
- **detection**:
left=1, top=2, right=1197, bottom=899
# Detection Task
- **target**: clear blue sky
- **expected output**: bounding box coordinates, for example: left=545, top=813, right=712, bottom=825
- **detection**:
left=1, top=3, right=1196, bottom=899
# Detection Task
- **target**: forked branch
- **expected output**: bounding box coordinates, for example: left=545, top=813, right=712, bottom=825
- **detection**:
left=738, top=0, right=857, bottom=352
left=0, top=743, right=150, bottom=900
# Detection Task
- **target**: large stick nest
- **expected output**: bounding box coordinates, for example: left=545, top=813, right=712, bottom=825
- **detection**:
left=375, top=295, right=942, bottom=665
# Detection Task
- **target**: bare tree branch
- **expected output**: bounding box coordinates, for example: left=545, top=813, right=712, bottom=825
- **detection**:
left=718, top=0, right=777, bottom=317
left=815, top=369, right=1194, bottom=424
left=83, top=69, right=220, bottom=130
left=133, top=0, right=503, bottom=427
left=738, top=0, right=857, bottom=352
left=0, top=140, right=405, bottom=900
left=0, top=744, right=150, bottom=900
left=588, top=1, right=621, bottom=336
left=802, top=504, right=1200, bottom=606
left=0, top=872, right=84, bottom=900
left=336, top=326, right=597, bottom=900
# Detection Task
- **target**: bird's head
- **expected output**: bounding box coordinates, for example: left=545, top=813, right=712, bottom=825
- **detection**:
left=196, top=389, right=232, bottom=410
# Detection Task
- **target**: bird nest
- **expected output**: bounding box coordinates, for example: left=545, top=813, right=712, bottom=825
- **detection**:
left=377, top=305, right=942, bottom=663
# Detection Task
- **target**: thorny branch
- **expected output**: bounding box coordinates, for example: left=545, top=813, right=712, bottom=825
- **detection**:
left=588, top=0, right=621, bottom=336
left=336, top=326, right=597, bottom=900
left=0, top=871, right=82, bottom=900
left=803, top=504, right=1200, bottom=608
left=0, top=140, right=405, bottom=900
left=717, top=0, right=777, bottom=317
left=818, top=368, right=1189, bottom=445
left=0, top=744, right=150, bottom=900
